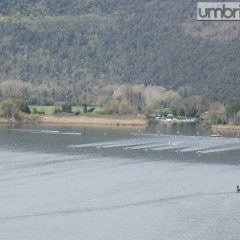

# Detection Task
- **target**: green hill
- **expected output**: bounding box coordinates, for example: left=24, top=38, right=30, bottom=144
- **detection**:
left=0, top=0, right=240, bottom=99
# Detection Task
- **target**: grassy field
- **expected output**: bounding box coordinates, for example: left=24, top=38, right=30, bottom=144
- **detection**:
left=29, top=105, right=104, bottom=115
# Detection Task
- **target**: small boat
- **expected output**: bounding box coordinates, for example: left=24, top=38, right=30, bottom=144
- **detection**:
left=210, top=134, right=222, bottom=137
left=237, top=186, right=240, bottom=193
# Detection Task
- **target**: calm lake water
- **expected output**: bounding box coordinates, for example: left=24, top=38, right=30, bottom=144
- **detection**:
left=0, top=123, right=240, bottom=240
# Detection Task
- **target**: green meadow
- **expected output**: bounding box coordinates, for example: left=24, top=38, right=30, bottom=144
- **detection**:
left=29, top=106, right=104, bottom=115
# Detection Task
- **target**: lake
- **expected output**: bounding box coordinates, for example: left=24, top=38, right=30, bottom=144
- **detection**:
left=0, top=124, right=240, bottom=240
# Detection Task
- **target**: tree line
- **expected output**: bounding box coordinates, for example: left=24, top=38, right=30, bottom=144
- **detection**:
left=1, top=80, right=240, bottom=125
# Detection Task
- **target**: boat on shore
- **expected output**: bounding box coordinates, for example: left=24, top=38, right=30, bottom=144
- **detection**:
left=156, top=117, right=197, bottom=124
left=210, top=133, right=222, bottom=137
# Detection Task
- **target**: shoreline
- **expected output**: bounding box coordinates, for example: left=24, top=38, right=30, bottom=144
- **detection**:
left=38, top=115, right=147, bottom=126
left=0, top=115, right=147, bottom=127
left=212, top=125, right=240, bottom=134
left=0, top=118, right=8, bottom=124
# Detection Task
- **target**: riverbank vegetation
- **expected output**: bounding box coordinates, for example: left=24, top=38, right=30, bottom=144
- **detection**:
left=1, top=82, right=240, bottom=128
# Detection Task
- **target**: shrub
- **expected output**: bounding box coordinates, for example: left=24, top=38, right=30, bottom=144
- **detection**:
left=21, top=102, right=31, bottom=114
left=118, top=101, right=132, bottom=115
left=0, top=98, right=18, bottom=118
left=62, top=103, right=72, bottom=113
left=32, top=108, right=38, bottom=114
left=83, top=104, right=87, bottom=113
left=54, top=107, right=62, bottom=114
left=87, top=107, right=95, bottom=113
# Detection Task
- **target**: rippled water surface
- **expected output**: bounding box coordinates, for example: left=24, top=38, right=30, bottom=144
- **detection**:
left=0, top=124, right=240, bottom=240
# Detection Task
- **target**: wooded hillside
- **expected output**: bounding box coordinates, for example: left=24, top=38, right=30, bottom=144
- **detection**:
left=0, top=0, right=239, bottom=99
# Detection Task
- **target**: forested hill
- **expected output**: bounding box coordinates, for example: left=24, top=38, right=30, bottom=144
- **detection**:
left=0, top=0, right=240, bottom=99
